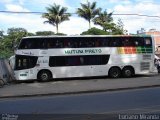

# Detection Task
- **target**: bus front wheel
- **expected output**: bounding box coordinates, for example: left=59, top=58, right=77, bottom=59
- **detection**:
left=109, top=67, right=121, bottom=78
left=38, top=70, right=52, bottom=82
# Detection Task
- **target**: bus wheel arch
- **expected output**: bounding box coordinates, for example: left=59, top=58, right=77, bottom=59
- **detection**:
left=37, top=69, right=52, bottom=81
left=122, top=66, right=135, bottom=77
left=108, top=66, right=121, bottom=78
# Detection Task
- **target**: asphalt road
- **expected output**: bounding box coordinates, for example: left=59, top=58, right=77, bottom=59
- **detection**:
left=1, top=73, right=160, bottom=119
left=0, top=87, right=160, bottom=115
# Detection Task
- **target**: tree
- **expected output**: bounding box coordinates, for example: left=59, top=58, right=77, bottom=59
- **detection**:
left=42, top=3, right=71, bottom=34
left=0, top=30, right=4, bottom=39
left=0, top=35, right=14, bottom=58
left=77, top=1, right=101, bottom=29
left=0, top=28, right=32, bottom=58
left=36, top=31, right=55, bottom=36
left=114, top=19, right=128, bottom=35
left=93, top=10, right=113, bottom=31
left=81, top=27, right=109, bottom=35
left=7, top=28, right=27, bottom=49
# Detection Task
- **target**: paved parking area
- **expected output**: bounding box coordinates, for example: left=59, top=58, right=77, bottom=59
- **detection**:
left=0, top=72, right=160, bottom=98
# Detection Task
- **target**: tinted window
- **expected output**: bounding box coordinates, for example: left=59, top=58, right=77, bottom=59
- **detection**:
left=121, top=37, right=150, bottom=47
left=108, top=37, right=121, bottom=47
left=144, top=37, right=152, bottom=47
left=46, top=37, right=109, bottom=48
left=49, top=55, right=110, bottom=67
left=121, top=37, right=134, bottom=47
left=18, top=38, right=45, bottom=49
left=18, top=36, right=152, bottom=49
left=132, top=37, right=144, bottom=47
left=15, top=55, right=38, bottom=70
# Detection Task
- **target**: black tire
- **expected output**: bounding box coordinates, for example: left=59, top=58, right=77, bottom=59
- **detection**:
left=38, top=70, right=52, bottom=82
left=122, top=67, right=134, bottom=77
left=109, top=67, right=121, bottom=78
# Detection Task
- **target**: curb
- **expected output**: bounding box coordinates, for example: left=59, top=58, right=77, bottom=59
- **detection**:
left=1, top=84, right=160, bottom=99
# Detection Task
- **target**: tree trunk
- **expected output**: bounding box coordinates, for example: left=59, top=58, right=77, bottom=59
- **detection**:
left=56, top=24, right=59, bottom=34
left=89, top=20, right=91, bottom=29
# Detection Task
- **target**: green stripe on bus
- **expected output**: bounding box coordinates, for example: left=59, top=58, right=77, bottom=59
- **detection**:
left=136, top=47, right=142, bottom=53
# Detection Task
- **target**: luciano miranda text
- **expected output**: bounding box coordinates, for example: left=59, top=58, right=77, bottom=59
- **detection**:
left=119, top=114, right=160, bottom=120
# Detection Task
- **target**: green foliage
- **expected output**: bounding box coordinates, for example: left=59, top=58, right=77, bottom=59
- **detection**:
left=81, top=27, right=109, bottom=35
left=36, top=31, right=55, bottom=36
left=76, top=2, right=127, bottom=35
left=81, top=22, right=127, bottom=35
left=27, top=32, right=35, bottom=36
left=115, top=19, right=128, bottom=35
left=0, top=48, right=14, bottom=59
left=7, top=27, right=28, bottom=49
left=35, top=31, right=66, bottom=36
left=0, top=28, right=28, bottom=58
left=55, top=33, right=66, bottom=35
left=0, top=37, right=14, bottom=58
left=77, top=1, right=101, bottom=29
left=42, top=3, right=71, bottom=33
left=93, top=10, right=113, bottom=31
left=0, top=30, right=4, bottom=39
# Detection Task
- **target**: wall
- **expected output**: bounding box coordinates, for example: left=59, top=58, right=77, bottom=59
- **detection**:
left=0, top=59, right=14, bottom=83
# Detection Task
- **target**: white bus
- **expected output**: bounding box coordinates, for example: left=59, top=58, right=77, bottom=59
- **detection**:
left=13, top=35, right=155, bottom=81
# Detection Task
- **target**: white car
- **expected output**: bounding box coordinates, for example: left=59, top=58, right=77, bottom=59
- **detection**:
left=154, top=55, right=160, bottom=73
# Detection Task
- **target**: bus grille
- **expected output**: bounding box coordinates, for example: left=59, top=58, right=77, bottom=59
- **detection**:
left=140, top=62, right=150, bottom=71
left=143, top=55, right=152, bottom=60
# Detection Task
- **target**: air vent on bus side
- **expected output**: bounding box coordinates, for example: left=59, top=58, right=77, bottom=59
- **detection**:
left=142, top=55, right=152, bottom=60
left=140, top=62, right=150, bottom=71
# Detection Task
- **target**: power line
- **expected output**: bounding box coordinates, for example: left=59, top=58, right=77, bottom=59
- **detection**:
left=0, top=10, right=44, bottom=14
left=113, top=13, right=160, bottom=18
left=0, top=10, right=160, bottom=18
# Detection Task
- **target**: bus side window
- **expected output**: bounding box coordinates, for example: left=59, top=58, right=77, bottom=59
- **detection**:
left=87, top=40, right=94, bottom=47
left=48, top=40, right=56, bottom=48
left=64, top=40, right=68, bottom=48
left=109, top=38, right=120, bottom=47
left=67, top=41, right=73, bottom=48
left=55, top=40, right=63, bottom=48
left=144, top=38, right=152, bottom=46
left=122, top=39, right=129, bottom=46
left=95, top=40, right=100, bottom=47
left=34, top=38, right=45, bottom=49
left=19, top=39, right=28, bottom=49
left=72, top=41, right=78, bottom=48
left=134, top=37, right=143, bottom=47
left=101, top=39, right=108, bottom=47
left=134, top=41, right=139, bottom=46
left=79, top=41, right=85, bottom=48
left=122, top=38, right=134, bottom=47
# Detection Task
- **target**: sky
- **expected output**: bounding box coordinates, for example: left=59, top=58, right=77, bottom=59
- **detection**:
left=0, top=0, right=160, bottom=35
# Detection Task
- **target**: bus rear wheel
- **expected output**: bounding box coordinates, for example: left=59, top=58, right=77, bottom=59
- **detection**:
left=122, top=67, right=134, bottom=77
left=109, top=67, right=121, bottom=78
left=38, top=70, right=52, bottom=82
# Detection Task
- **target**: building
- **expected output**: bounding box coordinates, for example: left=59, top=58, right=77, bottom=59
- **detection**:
left=145, top=29, right=160, bottom=51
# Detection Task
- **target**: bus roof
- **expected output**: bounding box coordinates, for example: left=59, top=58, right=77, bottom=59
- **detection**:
left=22, top=34, right=152, bottom=39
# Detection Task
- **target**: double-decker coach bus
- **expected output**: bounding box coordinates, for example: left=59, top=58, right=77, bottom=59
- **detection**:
left=13, top=35, right=155, bottom=81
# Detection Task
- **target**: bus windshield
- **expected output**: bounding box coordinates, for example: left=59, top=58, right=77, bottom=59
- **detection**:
left=15, top=55, right=38, bottom=70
